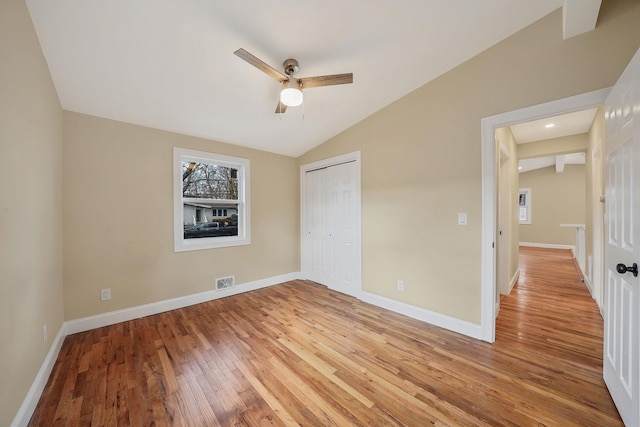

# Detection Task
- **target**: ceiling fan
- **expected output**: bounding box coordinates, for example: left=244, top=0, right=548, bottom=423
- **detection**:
left=234, top=48, right=353, bottom=114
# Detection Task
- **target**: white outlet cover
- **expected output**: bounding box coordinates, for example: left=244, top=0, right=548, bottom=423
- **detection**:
left=101, top=288, right=111, bottom=301
left=458, top=212, right=468, bottom=225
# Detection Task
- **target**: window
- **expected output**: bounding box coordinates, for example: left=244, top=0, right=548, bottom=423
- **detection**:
left=174, top=147, right=250, bottom=251
left=519, top=188, right=531, bottom=224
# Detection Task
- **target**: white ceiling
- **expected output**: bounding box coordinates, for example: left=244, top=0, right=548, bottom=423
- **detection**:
left=510, top=108, right=599, bottom=144
left=26, top=1, right=576, bottom=157
left=512, top=107, right=598, bottom=173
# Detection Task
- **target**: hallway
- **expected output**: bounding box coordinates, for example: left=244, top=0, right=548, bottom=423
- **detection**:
left=496, top=246, right=622, bottom=425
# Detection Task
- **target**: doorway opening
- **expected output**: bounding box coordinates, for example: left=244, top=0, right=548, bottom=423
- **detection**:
left=480, top=88, right=610, bottom=342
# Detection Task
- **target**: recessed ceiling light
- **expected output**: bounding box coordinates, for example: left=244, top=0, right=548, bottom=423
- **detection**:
left=545, top=123, right=555, bottom=128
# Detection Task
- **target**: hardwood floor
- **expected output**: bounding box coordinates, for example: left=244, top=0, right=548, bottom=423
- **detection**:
left=29, top=247, right=622, bottom=426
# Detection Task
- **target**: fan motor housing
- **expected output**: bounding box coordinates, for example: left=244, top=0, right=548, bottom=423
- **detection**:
left=283, top=58, right=299, bottom=76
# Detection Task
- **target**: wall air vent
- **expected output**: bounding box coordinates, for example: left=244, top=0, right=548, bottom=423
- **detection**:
left=216, top=276, right=235, bottom=291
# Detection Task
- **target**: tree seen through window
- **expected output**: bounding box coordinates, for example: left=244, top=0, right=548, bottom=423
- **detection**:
left=182, top=162, right=238, bottom=200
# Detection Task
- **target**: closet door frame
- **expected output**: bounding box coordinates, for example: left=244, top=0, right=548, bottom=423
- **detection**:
left=300, top=151, right=362, bottom=297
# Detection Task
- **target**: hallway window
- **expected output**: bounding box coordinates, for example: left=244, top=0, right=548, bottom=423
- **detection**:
left=519, top=188, right=531, bottom=224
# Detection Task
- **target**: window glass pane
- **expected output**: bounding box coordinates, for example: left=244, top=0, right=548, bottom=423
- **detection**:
left=182, top=162, right=238, bottom=200
left=174, top=148, right=250, bottom=252
left=518, top=188, right=531, bottom=224
left=182, top=161, right=240, bottom=239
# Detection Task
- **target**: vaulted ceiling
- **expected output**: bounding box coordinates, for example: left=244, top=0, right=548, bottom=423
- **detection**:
left=26, top=1, right=600, bottom=157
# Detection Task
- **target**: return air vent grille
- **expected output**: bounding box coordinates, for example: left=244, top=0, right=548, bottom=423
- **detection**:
left=216, top=276, right=235, bottom=291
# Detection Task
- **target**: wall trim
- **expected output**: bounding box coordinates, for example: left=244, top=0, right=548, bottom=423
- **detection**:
left=508, top=267, right=520, bottom=294
left=358, top=290, right=483, bottom=340
left=11, top=325, right=66, bottom=427
left=519, top=241, right=575, bottom=252
left=584, top=275, right=594, bottom=294
left=66, top=272, right=300, bottom=335
left=12, top=272, right=300, bottom=427
left=13, top=271, right=491, bottom=426
left=481, top=87, right=610, bottom=343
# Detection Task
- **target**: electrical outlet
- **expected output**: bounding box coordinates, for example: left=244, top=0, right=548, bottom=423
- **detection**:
left=42, top=324, right=48, bottom=343
left=397, top=280, right=404, bottom=291
left=100, top=288, right=111, bottom=301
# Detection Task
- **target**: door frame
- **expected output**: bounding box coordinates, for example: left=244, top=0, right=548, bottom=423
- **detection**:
left=300, top=151, right=362, bottom=296
left=480, top=88, right=610, bottom=342
left=496, top=141, right=512, bottom=315
left=592, top=141, right=605, bottom=313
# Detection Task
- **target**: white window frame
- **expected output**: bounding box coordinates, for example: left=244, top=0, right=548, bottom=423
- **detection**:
left=518, top=188, right=531, bottom=224
left=173, top=147, right=250, bottom=252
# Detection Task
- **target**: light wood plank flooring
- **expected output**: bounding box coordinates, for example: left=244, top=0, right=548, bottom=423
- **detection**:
left=29, top=247, right=622, bottom=425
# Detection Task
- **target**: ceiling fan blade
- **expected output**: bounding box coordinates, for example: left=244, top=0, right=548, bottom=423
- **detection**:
left=275, top=100, right=288, bottom=114
left=299, top=73, right=353, bottom=89
left=234, top=48, right=287, bottom=82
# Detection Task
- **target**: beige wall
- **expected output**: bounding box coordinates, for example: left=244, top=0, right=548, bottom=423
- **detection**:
left=2, top=0, right=639, bottom=423
left=63, top=112, right=300, bottom=320
left=519, top=165, right=586, bottom=245
left=0, top=0, right=64, bottom=424
left=518, top=133, right=588, bottom=159
left=517, top=133, right=589, bottom=248
left=298, top=1, right=640, bottom=324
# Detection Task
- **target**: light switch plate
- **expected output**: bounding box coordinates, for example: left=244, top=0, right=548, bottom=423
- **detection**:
left=458, top=212, right=468, bottom=225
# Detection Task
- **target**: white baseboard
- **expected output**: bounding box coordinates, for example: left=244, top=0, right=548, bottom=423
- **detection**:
left=584, top=275, right=593, bottom=294
left=66, top=272, right=300, bottom=335
left=11, top=325, right=66, bottom=427
left=12, top=272, right=299, bottom=427
left=508, top=268, right=520, bottom=294
left=519, top=242, right=575, bottom=253
left=15, top=272, right=484, bottom=426
left=358, top=290, right=483, bottom=340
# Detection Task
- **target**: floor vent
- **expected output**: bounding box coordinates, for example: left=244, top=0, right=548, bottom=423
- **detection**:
left=216, top=276, right=235, bottom=291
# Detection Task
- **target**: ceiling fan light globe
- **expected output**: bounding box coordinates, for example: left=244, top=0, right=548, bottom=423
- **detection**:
left=280, top=87, right=303, bottom=107
left=280, top=78, right=303, bottom=107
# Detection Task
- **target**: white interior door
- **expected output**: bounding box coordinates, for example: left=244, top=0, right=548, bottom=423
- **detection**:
left=302, top=154, right=361, bottom=297
left=604, top=47, right=640, bottom=427
left=325, top=162, right=359, bottom=295
left=305, top=167, right=328, bottom=285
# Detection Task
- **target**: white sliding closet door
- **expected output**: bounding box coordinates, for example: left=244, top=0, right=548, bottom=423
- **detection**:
left=302, top=153, right=361, bottom=297
left=305, top=167, right=327, bottom=285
